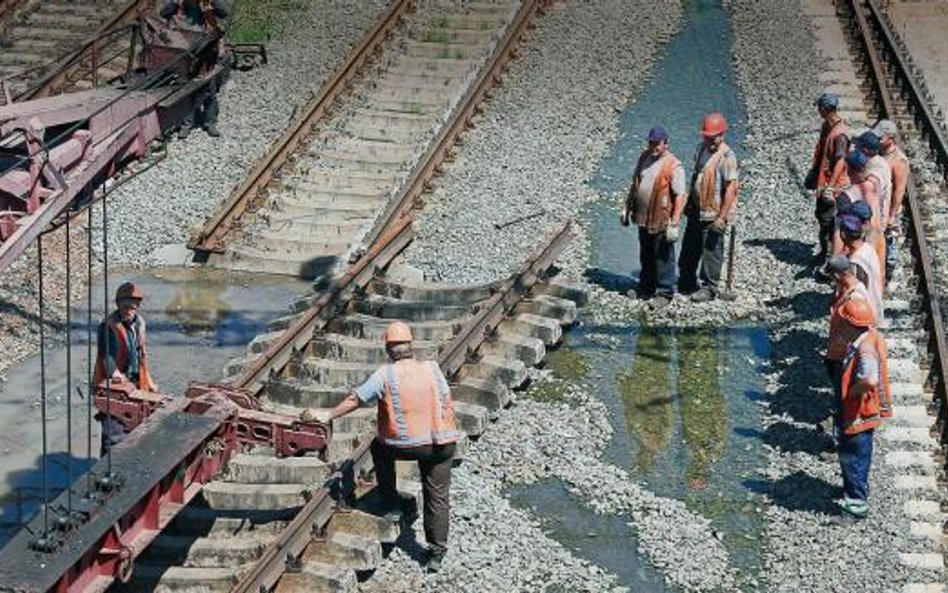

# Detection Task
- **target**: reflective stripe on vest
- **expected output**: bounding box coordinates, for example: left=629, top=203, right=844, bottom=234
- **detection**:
left=378, top=359, right=460, bottom=448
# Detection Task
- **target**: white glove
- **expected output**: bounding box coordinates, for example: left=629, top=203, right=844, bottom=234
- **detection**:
left=664, top=224, right=680, bottom=242
left=300, top=408, right=332, bottom=424
left=620, top=206, right=630, bottom=227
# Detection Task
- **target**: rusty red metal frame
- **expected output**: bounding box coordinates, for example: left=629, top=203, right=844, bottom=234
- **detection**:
left=360, top=0, right=550, bottom=250
left=847, top=0, right=948, bottom=450
left=188, top=0, right=414, bottom=254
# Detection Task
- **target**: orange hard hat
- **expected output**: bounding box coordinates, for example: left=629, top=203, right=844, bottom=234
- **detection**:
left=701, top=112, right=728, bottom=137
left=382, top=321, right=413, bottom=344
left=839, top=297, right=874, bottom=328
left=115, top=282, right=143, bottom=301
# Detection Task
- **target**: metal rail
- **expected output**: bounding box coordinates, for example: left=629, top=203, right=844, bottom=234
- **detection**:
left=231, top=215, right=415, bottom=394
left=229, top=221, right=575, bottom=593
left=188, top=0, right=415, bottom=254
left=847, top=0, right=948, bottom=447
left=360, top=0, right=549, bottom=250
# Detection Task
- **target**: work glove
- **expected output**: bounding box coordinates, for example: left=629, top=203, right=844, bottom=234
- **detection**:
left=819, top=187, right=835, bottom=201
left=619, top=205, right=630, bottom=227
left=300, top=408, right=332, bottom=425
left=664, top=224, right=680, bottom=243
left=710, top=218, right=727, bottom=233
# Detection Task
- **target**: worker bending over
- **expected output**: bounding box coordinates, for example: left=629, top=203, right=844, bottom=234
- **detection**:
left=302, top=321, right=460, bottom=573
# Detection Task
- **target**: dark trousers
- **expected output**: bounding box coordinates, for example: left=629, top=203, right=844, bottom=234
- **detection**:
left=372, top=438, right=456, bottom=556
left=678, top=217, right=725, bottom=293
left=885, top=229, right=898, bottom=280
left=838, top=429, right=874, bottom=502
left=815, top=196, right=837, bottom=261
left=637, top=227, right=677, bottom=297
left=183, top=88, right=220, bottom=127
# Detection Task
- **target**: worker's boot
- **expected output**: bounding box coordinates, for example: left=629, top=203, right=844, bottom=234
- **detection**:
left=177, top=122, right=193, bottom=140
left=204, top=123, right=221, bottom=138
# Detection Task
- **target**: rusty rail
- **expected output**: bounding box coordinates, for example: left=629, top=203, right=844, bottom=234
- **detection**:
left=231, top=216, right=414, bottom=394
left=229, top=221, right=574, bottom=593
left=360, top=0, right=548, bottom=250
left=847, top=0, right=948, bottom=447
left=188, top=0, right=415, bottom=254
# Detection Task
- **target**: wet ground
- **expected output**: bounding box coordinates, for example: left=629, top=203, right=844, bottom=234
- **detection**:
left=0, top=267, right=309, bottom=548
left=510, top=0, right=768, bottom=591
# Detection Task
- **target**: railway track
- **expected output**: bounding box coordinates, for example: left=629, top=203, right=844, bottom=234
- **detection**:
left=188, top=0, right=546, bottom=279
left=821, top=0, right=948, bottom=585
left=0, top=0, right=152, bottom=100
left=107, top=219, right=583, bottom=592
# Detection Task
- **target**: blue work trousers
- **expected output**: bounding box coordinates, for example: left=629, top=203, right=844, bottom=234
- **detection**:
left=885, top=230, right=898, bottom=280
left=637, top=227, right=677, bottom=297
left=838, top=429, right=874, bottom=502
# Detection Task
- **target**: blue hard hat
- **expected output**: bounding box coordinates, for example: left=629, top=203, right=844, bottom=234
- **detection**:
left=647, top=126, right=669, bottom=142
left=855, top=131, right=881, bottom=155
left=839, top=214, right=864, bottom=237
left=815, top=92, right=839, bottom=110
left=849, top=199, right=873, bottom=222
left=845, top=149, right=868, bottom=170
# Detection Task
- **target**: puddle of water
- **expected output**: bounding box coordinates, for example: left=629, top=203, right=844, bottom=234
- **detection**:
left=508, top=478, right=675, bottom=593
left=0, top=267, right=309, bottom=548
left=587, top=0, right=748, bottom=285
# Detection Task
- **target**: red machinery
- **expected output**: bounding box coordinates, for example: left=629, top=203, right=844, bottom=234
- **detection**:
left=0, top=381, right=330, bottom=593
left=0, top=14, right=238, bottom=274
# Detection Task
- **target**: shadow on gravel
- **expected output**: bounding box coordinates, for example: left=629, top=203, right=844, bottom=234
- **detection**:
left=763, top=422, right=833, bottom=456
left=744, top=471, right=839, bottom=515
left=584, top=266, right=637, bottom=295
left=767, top=290, right=829, bottom=319
left=744, top=237, right=813, bottom=266
left=767, top=327, right=831, bottom=426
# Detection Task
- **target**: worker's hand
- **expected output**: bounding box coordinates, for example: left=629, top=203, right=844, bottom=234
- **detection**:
left=619, top=206, right=630, bottom=227
left=300, top=408, right=332, bottom=425
left=664, top=224, right=680, bottom=243
left=710, top=218, right=727, bottom=233
left=110, top=370, right=129, bottom=384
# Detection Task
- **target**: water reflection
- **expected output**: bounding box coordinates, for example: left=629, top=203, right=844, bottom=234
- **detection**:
left=616, top=331, right=674, bottom=473
left=616, top=329, right=727, bottom=491
left=164, top=280, right=230, bottom=335
left=677, top=330, right=726, bottom=490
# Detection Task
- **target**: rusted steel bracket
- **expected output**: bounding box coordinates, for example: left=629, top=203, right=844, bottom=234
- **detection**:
left=188, top=0, right=415, bottom=254
left=94, top=380, right=331, bottom=457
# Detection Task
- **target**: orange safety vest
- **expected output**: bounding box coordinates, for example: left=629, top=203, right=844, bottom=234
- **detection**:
left=377, top=359, right=460, bottom=448
left=631, top=151, right=680, bottom=233
left=826, top=286, right=873, bottom=362
left=693, top=142, right=737, bottom=219
left=811, top=119, right=850, bottom=192
left=93, top=312, right=156, bottom=392
left=839, top=329, right=891, bottom=435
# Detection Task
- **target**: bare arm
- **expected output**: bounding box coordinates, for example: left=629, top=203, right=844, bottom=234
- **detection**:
left=671, top=190, right=686, bottom=225
left=888, top=159, right=908, bottom=225
left=715, top=179, right=738, bottom=224
left=326, top=391, right=361, bottom=421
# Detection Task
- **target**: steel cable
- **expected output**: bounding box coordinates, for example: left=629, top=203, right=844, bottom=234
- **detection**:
left=37, top=236, right=49, bottom=536
left=65, top=216, right=73, bottom=516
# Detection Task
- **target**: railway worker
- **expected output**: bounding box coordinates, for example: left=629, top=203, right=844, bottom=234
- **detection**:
left=160, top=0, right=230, bottom=138
left=839, top=150, right=887, bottom=289
left=830, top=296, right=891, bottom=518
left=805, top=92, right=850, bottom=269
left=825, top=255, right=873, bottom=437
left=677, top=112, right=740, bottom=302
left=620, top=125, right=686, bottom=310
left=300, top=321, right=459, bottom=574
left=838, top=213, right=884, bottom=325
left=93, top=282, right=158, bottom=455
left=873, top=119, right=911, bottom=281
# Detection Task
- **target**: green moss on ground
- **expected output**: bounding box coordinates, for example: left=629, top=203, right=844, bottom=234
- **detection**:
left=228, top=0, right=307, bottom=43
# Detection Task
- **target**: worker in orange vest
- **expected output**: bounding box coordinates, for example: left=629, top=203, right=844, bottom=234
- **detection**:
left=837, top=213, right=884, bottom=325
left=831, top=297, right=891, bottom=518
left=302, top=321, right=460, bottom=573
left=805, top=92, right=850, bottom=269
left=678, top=112, right=740, bottom=302
left=620, top=125, right=686, bottom=310
left=873, top=119, right=911, bottom=281
left=94, top=281, right=158, bottom=454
